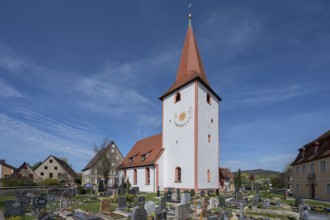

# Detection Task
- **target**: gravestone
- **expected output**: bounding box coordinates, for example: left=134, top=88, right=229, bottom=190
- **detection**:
left=119, top=186, right=126, bottom=195
left=167, top=188, right=174, bottom=193
left=16, top=196, right=30, bottom=211
left=176, top=188, right=180, bottom=198
left=137, top=196, right=145, bottom=207
left=129, top=189, right=136, bottom=196
left=157, top=186, right=160, bottom=197
left=144, top=201, right=156, bottom=216
left=174, top=203, right=190, bottom=220
left=33, top=196, right=47, bottom=212
left=207, top=189, right=212, bottom=197
left=158, top=197, right=166, bottom=212
left=156, top=210, right=167, bottom=220
left=116, top=197, right=127, bottom=211
left=60, top=198, right=70, bottom=210
left=132, top=187, right=139, bottom=193
left=4, top=200, right=25, bottom=218
left=263, top=199, right=270, bottom=208
left=62, top=191, right=71, bottom=199
left=131, top=207, right=147, bottom=220
left=100, top=199, right=111, bottom=213
left=165, top=191, right=172, bottom=201
left=215, top=189, right=219, bottom=196
left=171, top=193, right=178, bottom=202
left=254, top=194, right=260, bottom=206
left=200, top=190, right=205, bottom=197
left=60, top=180, right=65, bottom=188
left=207, top=216, right=218, bottom=220
left=180, top=193, right=190, bottom=204
left=208, top=197, right=219, bottom=210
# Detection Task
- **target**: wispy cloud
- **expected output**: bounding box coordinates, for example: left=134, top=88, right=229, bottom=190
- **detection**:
left=224, top=84, right=327, bottom=110
left=0, top=79, right=23, bottom=98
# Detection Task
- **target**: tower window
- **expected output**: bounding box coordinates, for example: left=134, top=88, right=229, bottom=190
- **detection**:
left=145, top=167, right=150, bottom=184
left=211, top=118, right=213, bottom=123
left=207, top=169, right=210, bottom=182
left=133, top=169, right=137, bottom=185
left=208, top=134, right=211, bottom=143
left=174, top=93, right=181, bottom=103
left=175, top=167, right=181, bottom=182
left=207, top=93, right=211, bottom=104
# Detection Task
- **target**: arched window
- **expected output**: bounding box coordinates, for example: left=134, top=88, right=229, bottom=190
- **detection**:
left=133, top=169, right=137, bottom=185
left=145, top=167, right=150, bottom=184
left=208, top=134, right=211, bottom=143
left=207, top=93, right=211, bottom=104
left=175, top=93, right=181, bottom=103
left=207, top=169, right=211, bottom=182
left=175, top=167, right=181, bottom=182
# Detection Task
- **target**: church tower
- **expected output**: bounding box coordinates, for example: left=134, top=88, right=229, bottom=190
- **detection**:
left=160, top=15, right=221, bottom=191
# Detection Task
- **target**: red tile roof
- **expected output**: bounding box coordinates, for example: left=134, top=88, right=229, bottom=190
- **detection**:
left=118, top=133, right=164, bottom=169
left=159, top=24, right=221, bottom=101
left=291, top=130, right=330, bottom=166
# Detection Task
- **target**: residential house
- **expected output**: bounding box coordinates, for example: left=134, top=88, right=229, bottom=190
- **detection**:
left=82, top=141, right=123, bottom=187
left=291, top=130, right=330, bottom=201
left=118, top=15, right=221, bottom=192
left=0, top=159, right=16, bottom=179
left=13, top=162, right=41, bottom=183
left=219, top=167, right=234, bottom=191
left=35, top=155, right=77, bottom=184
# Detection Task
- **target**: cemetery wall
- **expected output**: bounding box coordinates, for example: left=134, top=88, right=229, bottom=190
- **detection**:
left=197, top=82, right=219, bottom=189
left=163, top=82, right=195, bottom=189
left=0, top=186, right=57, bottom=196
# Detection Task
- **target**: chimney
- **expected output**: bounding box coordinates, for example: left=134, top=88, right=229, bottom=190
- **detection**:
left=0, top=159, right=5, bottom=165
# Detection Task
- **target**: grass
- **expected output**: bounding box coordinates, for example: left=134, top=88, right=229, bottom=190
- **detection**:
left=70, top=202, right=101, bottom=214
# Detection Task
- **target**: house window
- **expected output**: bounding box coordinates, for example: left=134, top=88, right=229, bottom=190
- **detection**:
left=145, top=167, right=150, bottom=185
left=207, top=169, right=210, bottom=182
left=327, top=184, right=330, bottom=195
left=208, top=134, right=211, bottom=143
left=141, top=152, right=151, bottom=161
left=49, top=159, right=53, bottom=163
left=296, top=166, right=299, bottom=175
left=302, top=165, right=305, bottom=175
left=44, top=166, right=48, bottom=170
left=320, top=161, right=326, bottom=172
left=40, top=172, right=44, bottom=176
left=28, top=174, right=33, bottom=180
left=207, top=93, right=211, bottom=104
left=129, top=155, right=137, bottom=163
left=310, top=163, right=314, bottom=174
left=133, top=169, right=137, bottom=185
left=54, top=166, right=58, bottom=170
left=174, top=93, right=181, bottom=103
left=49, top=173, right=53, bottom=178
left=175, top=167, right=181, bottom=182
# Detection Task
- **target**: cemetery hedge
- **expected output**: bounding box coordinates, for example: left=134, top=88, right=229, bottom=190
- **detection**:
left=0, top=177, right=37, bottom=187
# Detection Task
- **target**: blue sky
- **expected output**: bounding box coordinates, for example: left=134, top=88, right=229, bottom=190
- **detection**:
left=1, top=1, right=330, bottom=173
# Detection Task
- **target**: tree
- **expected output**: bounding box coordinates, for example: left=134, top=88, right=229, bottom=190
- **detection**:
left=271, top=165, right=292, bottom=189
left=31, top=161, right=42, bottom=171
left=235, top=169, right=242, bottom=191
left=249, top=174, right=255, bottom=191
left=94, top=139, right=117, bottom=187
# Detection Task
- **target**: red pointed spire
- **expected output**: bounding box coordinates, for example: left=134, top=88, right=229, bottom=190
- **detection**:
left=160, top=14, right=213, bottom=100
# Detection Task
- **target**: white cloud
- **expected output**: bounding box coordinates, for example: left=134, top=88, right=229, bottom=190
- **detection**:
left=0, top=79, right=23, bottom=97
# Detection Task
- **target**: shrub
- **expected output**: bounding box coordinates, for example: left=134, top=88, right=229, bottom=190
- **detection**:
left=1, top=176, right=37, bottom=187
left=42, top=178, right=59, bottom=186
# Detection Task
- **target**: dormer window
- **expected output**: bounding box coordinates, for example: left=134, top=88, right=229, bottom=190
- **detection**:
left=141, top=151, right=151, bottom=161
left=313, top=141, right=320, bottom=154
left=207, top=93, right=211, bottom=105
left=174, top=93, right=181, bottom=103
left=129, top=155, right=137, bottom=163
left=301, top=148, right=306, bottom=159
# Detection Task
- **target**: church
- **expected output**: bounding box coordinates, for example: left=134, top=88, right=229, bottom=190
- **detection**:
left=118, top=15, right=221, bottom=192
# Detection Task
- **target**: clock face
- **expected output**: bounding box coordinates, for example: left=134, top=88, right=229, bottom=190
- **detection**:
left=173, top=107, right=193, bottom=127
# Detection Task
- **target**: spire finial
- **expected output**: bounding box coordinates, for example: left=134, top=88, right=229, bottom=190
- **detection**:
left=188, top=13, right=192, bottom=26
